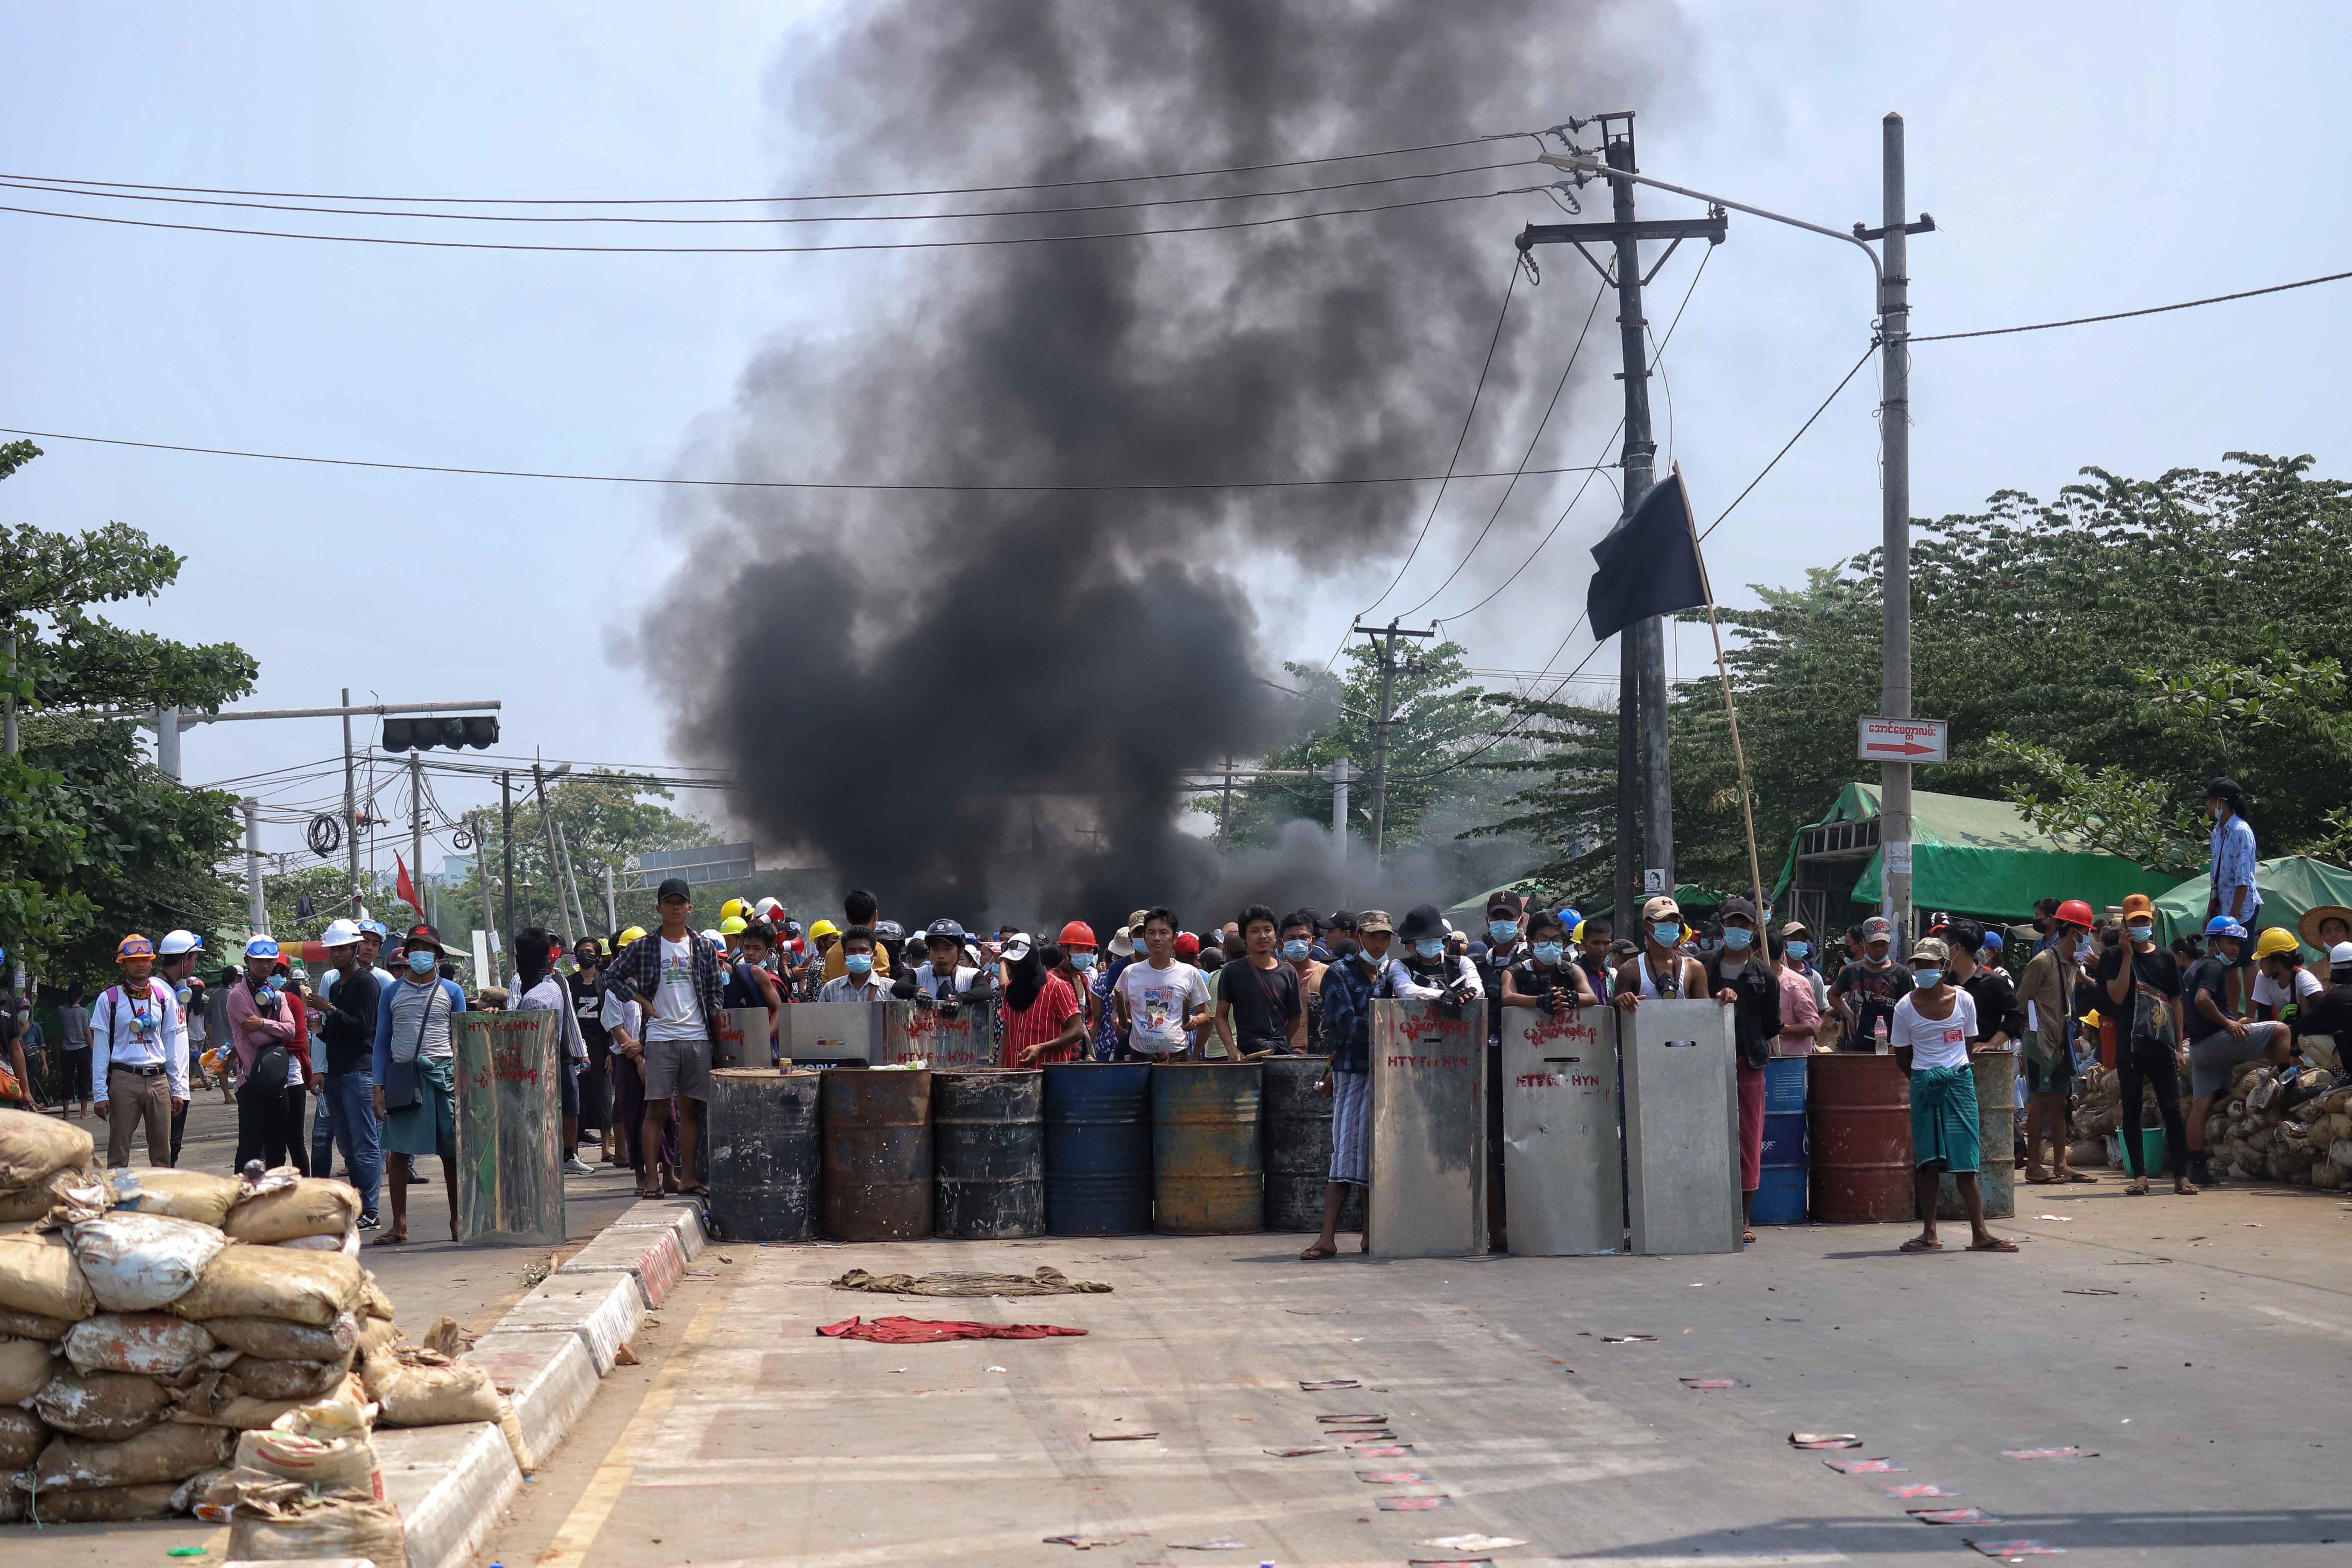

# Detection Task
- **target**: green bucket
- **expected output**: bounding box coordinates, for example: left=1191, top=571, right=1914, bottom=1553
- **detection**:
left=2110, top=1126, right=2170, bottom=1175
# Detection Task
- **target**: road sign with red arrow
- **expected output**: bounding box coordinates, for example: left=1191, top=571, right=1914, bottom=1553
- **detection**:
left=1858, top=716, right=1948, bottom=764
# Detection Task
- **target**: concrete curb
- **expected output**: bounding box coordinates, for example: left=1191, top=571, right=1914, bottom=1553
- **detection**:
left=372, top=1195, right=704, bottom=1568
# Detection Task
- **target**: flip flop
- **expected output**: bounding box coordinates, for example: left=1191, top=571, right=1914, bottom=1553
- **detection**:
left=1298, top=1242, right=1338, bottom=1260
left=2060, top=1171, right=2098, bottom=1183
left=372, top=1231, right=408, bottom=1246
left=1968, top=1238, right=2019, bottom=1253
left=1899, top=1236, right=1944, bottom=1253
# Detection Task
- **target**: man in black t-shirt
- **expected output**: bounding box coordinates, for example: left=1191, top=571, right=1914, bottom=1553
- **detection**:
left=2181, top=917, right=2291, bottom=1186
left=569, top=940, right=615, bottom=1164
left=1213, top=904, right=1304, bottom=1056
left=1833, top=916, right=1913, bottom=1051
left=1948, top=922, right=2023, bottom=1050
left=2095, top=893, right=2193, bottom=1192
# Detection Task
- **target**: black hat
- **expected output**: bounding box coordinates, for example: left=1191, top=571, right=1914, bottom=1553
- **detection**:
left=404, top=923, right=444, bottom=954
left=1398, top=903, right=1447, bottom=941
left=656, top=877, right=691, bottom=902
left=1327, top=909, right=1359, bottom=932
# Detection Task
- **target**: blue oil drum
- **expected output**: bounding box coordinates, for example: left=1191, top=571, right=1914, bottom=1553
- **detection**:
left=1042, top=1062, right=1154, bottom=1235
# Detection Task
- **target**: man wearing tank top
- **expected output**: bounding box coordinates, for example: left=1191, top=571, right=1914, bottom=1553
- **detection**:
left=1611, top=894, right=1707, bottom=1010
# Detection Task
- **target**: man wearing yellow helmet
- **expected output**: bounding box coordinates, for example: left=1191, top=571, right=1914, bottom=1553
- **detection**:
left=2250, top=926, right=2320, bottom=1028
left=719, top=898, right=750, bottom=923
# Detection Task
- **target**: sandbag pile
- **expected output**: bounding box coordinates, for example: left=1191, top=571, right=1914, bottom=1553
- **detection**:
left=2065, top=1063, right=2186, bottom=1166
left=2208, top=1064, right=2351, bottom=1188
left=0, top=1107, right=517, bottom=1533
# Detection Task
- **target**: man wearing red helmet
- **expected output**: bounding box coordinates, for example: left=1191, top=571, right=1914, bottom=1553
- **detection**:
left=1052, top=922, right=1101, bottom=1045
left=2017, top=898, right=2096, bottom=1184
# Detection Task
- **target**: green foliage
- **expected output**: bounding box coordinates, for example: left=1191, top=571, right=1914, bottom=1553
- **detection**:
left=444, top=770, right=712, bottom=938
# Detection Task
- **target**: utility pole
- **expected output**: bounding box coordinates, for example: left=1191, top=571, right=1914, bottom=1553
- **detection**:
left=601, top=863, right=617, bottom=935
left=500, top=771, right=516, bottom=946
left=341, top=688, right=361, bottom=915
left=530, top=761, right=576, bottom=949
left=154, top=706, right=180, bottom=779
left=1352, top=618, right=1436, bottom=865
left=408, top=750, right=425, bottom=929
left=1875, top=112, right=1915, bottom=942
left=553, top=816, right=590, bottom=944
left=470, top=811, right=498, bottom=957
left=1218, top=757, right=1235, bottom=850
left=244, top=798, right=265, bottom=934
left=1515, top=111, right=1726, bottom=924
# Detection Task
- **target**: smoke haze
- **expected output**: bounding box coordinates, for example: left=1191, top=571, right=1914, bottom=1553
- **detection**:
left=641, top=0, right=1656, bottom=930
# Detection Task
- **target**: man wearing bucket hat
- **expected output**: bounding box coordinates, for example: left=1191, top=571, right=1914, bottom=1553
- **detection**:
left=91, top=933, right=187, bottom=1167
left=2299, top=903, right=2352, bottom=985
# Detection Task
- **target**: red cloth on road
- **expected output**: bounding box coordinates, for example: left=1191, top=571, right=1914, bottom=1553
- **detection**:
left=816, top=1315, right=1087, bottom=1343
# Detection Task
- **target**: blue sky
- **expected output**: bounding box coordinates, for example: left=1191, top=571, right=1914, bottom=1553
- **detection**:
left=3, top=2, right=2345, bottom=877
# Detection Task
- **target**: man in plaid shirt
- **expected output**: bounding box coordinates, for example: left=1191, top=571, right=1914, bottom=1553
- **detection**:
left=604, top=877, right=725, bottom=1197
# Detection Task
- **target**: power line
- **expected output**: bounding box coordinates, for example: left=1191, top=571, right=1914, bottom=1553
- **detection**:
left=5, top=135, right=1512, bottom=208
left=1912, top=266, right=2352, bottom=342
left=0, top=185, right=1515, bottom=256
left=1697, top=341, right=1877, bottom=543
left=0, top=158, right=1528, bottom=228
left=0, top=425, right=1608, bottom=495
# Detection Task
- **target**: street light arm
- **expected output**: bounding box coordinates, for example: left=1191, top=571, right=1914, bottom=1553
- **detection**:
left=1537, top=152, right=1881, bottom=286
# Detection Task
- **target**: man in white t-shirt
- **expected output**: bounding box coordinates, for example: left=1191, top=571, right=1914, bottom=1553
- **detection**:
left=1892, top=937, right=2013, bottom=1255
left=605, top=878, right=723, bottom=1198
left=1113, top=908, right=1213, bottom=1060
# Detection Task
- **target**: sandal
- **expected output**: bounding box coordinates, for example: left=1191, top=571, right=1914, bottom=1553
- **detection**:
left=373, top=1230, right=408, bottom=1246
left=1742, top=1228, right=1757, bottom=1245
left=1298, top=1241, right=1338, bottom=1260
left=2060, top=1170, right=2097, bottom=1183
left=1969, top=1237, right=2020, bottom=1253
left=2173, top=1179, right=2201, bottom=1195
left=1899, top=1236, right=1943, bottom=1253
left=2125, top=1179, right=2149, bottom=1196
left=633, top=1181, right=663, bottom=1199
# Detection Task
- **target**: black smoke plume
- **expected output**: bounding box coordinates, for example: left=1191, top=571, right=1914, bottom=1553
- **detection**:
left=642, top=1, right=1654, bottom=930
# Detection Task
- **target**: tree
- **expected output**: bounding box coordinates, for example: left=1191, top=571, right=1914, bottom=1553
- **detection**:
left=0, top=442, right=255, bottom=983
left=447, top=771, right=713, bottom=938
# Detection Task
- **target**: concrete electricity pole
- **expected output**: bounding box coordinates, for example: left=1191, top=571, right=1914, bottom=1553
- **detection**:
left=342, top=688, right=361, bottom=915
left=500, top=771, right=517, bottom=945
left=244, top=798, right=265, bottom=933
left=408, top=750, right=426, bottom=929
left=532, top=761, right=576, bottom=950
left=1353, top=618, right=1435, bottom=865
left=1875, top=112, right=1915, bottom=942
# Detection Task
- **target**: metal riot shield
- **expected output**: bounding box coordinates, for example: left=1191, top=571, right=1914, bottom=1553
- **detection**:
left=777, top=1002, right=880, bottom=1063
left=1501, top=1004, right=1623, bottom=1255
left=1369, top=998, right=1486, bottom=1257
left=714, top=1005, right=775, bottom=1069
left=453, top=1009, right=565, bottom=1247
left=1621, top=998, right=1740, bottom=1255
left=879, top=999, right=995, bottom=1069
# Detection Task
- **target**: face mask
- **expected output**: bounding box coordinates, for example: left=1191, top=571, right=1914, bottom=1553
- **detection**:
left=1069, top=951, right=1097, bottom=971
left=407, top=951, right=437, bottom=975
left=845, top=953, right=873, bottom=976
left=1722, top=928, right=1754, bottom=952
left=2126, top=922, right=2153, bottom=942
left=1414, top=938, right=1444, bottom=961
left=1786, top=941, right=1810, bottom=961
left=1652, top=922, right=1682, bottom=947
left=1913, top=968, right=1943, bottom=989
left=1532, top=941, right=1565, bottom=966
left=1488, top=920, right=1518, bottom=944
left=1281, top=940, right=1310, bottom=961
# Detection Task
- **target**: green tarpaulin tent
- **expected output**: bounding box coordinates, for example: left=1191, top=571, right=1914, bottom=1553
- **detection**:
left=2154, top=854, right=2352, bottom=955
left=1774, top=782, right=2150, bottom=922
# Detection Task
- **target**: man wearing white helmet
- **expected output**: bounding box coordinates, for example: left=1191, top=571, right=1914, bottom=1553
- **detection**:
left=156, top=930, right=205, bottom=1165
left=311, top=919, right=384, bottom=1230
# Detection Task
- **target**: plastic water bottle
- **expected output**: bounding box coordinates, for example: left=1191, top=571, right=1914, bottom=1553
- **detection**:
left=1872, top=1015, right=1889, bottom=1054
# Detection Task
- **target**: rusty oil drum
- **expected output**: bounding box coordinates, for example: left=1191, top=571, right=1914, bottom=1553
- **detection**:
left=1152, top=1061, right=1265, bottom=1234
left=1806, top=1052, right=1914, bottom=1222
left=1937, top=1048, right=2017, bottom=1221
left=933, top=1069, right=1044, bottom=1239
left=1260, top=1056, right=1362, bottom=1233
left=707, top=1068, right=823, bottom=1242
left=821, top=1067, right=932, bottom=1242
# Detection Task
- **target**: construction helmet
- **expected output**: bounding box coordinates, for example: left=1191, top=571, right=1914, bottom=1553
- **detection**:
left=719, top=915, right=749, bottom=936
left=1057, top=920, right=1097, bottom=950
left=809, top=918, right=840, bottom=941
left=617, top=925, right=647, bottom=947
left=2253, top=927, right=2301, bottom=960
left=720, top=898, right=750, bottom=921
left=2054, top=898, right=2095, bottom=930
left=157, top=929, right=203, bottom=958
left=116, top=933, right=156, bottom=961
left=753, top=897, right=783, bottom=920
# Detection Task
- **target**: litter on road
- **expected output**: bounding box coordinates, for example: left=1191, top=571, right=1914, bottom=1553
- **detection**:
left=832, top=1266, right=1109, bottom=1298
left=1263, top=1446, right=1333, bottom=1457
left=1825, top=1457, right=1906, bottom=1473
left=1914, top=1507, right=2000, bottom=1524
left=1087, top=1430, right=1158, bottom=1441
left=1680, top=1377, right=1749, bottom=1389
left=1376, top=1495, right=1454, bottom=1510
left=1999, top=1446, right=2096, bottom=1460
left=1964, top=1541, right=2065, bottom=1557
left=1790, top=1433, right=1862, bottom=1448
left=1419, top=1536, right=1528, bottom=1551
left=814, top=1316, right=1087, bottom=1342
left=1299, top=1378, right=1359, bottom=1390
left=1882, top=1483, right=1960, bottom=1498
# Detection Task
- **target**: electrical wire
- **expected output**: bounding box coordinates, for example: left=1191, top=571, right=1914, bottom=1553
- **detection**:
left=1325, top=253, right=1525, bottom=669
left=0, top=184, right=1514, bottom=255
left=1697, top=341, right=1876, bottom=543
left=0, top=158, right=1529, bottom=228
left=1397, top=272, right=1609, bottom=618
left=1912, top=266, right=2352, bottom=342
left=0, top=425, right=1608, bottom=495
left=6, top=135, right=1509, bottom=207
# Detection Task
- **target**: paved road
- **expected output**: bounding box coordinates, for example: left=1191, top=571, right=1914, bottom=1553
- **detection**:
left=485, top=1177, right=2352, bottom=1568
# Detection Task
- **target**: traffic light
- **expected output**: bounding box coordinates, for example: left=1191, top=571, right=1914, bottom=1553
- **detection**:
left=381, top=714, right=498, bottom=751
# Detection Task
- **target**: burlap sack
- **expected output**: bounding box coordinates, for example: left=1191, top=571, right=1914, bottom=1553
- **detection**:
left=236, top=1422, right=383, bottom=1498
left=0, top=1405, right=50, bottom=1468
left=0, top=1106, right=93, bottom=1188
left=29, top=1365, right=176, bottom=1440
left=109, top=1167, right=242, bottom=1228
left=229, top=1353, right=349, bottom=1402
left=362, top=1271, right=395, bottom=1321
left=20, top=1480, right=182, bottom=1522
left=0, top=1227, right=98, bottom=1321
left=361, top=1345, right=504, bottom=1427
left=355, top=1314, right=401, bottom=1359
left=0, top=1332, right=56, bottom=1402
left=61, top=1310, right=217, bottom=1377
left=69, top=1211, right=226, bottom=1312
left=0, top=1303, right=75, bottom=1340
left=29, top=1420, right=234, bottom=1489
left=202, top=1310, right=359, bottom=1361
left=168, top=1243, right=364, bottom=1327
left=228, top=1490, right=409, bottom=1568
left=225, top=1177, right=361, bottom=1243
left=0, top=1166, right=94, bottom=1223
left=167, top=1374, right=305, bottom=1432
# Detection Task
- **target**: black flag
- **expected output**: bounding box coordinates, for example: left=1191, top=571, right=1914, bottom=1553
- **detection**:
left=1585, top=468, right=1708, bottom=641
left=295, top=890, right=315, bottom=922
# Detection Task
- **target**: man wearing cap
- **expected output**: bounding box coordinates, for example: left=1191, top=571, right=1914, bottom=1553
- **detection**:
left=1891, top=936, right=2015, bottom=1252
left=997, top=932, right=1086, bottom=1066
left=605, top=880, right=725, bottom=1199
left=1831, top=915, right=1912, bottom=1051
left=1302, top=911, right=1395, bottom=1259
left=2183, top=916, right=2294, bottom=1188
left=2095, top=893, right=2193, bottom=1195
left=1613, top=895, right=1707, bottom=1008
left=91, top=934, right=187, bottom=1167
left=155, top=931, right=206, bottom=1164
left=2017, top=899, right=2095, bottom=1183
left=371, top=924, right=470, bottom=1240
left=312, top=919, right=384, bottom=1227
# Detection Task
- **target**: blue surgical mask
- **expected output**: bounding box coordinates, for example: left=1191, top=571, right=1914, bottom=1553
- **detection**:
left=1652, top=922, right=1682, bottom=947
left=1488, top=919, right=1518, bottom=944
left=1281, top=940, right=1310, bottom=961
left=1723, top=928, right=1754, bottom=951
left=1414, top=938, right=1444, bottom=961
left=1786, top=941, right=1811, bottom=961
left=845, top=953, right=873, bottom=976
left=1913, top=968, right=1943, bottom=989
left=1532, top=941, right=1565, bottom=966
left=1069, top=951, right=1097, bottom=971
left=406, top=950, right=436, bottom=975
left=2126, top=922, right=2153, bottom=942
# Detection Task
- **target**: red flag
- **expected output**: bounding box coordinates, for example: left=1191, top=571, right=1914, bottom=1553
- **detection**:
left=395, top=854, right=419, bottom=912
